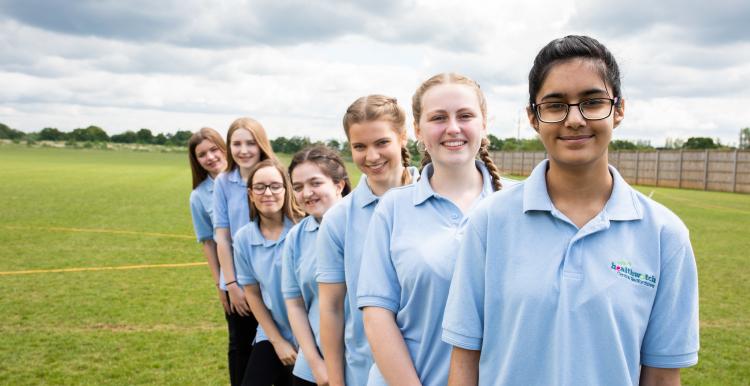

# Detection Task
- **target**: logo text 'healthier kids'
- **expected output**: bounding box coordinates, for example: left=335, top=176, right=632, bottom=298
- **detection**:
left=610, top=260, right=657, bottom=288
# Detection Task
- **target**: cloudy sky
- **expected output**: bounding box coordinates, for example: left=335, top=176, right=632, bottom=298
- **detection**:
left=1, top=0, right=749, bottom=146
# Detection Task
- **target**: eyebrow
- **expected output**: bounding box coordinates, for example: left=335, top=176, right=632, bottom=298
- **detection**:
left=539, top=88, right=609, bottom=101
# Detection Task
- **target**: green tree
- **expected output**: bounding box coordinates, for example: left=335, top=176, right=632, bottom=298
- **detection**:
left=740, top=127, right=750, bottom=150
left=683, top=137, right=718, bottom=149
left=0, top=123, right=25, bottom=140
left=326, top=139, right=342, bottom=152
left=487, top=134, right=504, bottom=150
left=38, top=127, right=67, bottom=141
left=136, top=128, right=154, bottom=144
left=168, top=130, right=193, bottom=146
left=69, top=125, right=109, bottom=142
left=154, top=133, right=167, bottom=145
left=111, top=131, right=138, bottom=143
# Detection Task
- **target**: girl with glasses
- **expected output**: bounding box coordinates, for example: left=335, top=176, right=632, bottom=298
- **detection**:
left=282, top=146, right=352, bottom=386
left=234, top=159, right=305, bottom=386
left=442, top=35, right=699, bottom=386
left=316, top=95, right=420, bottom=386
left=356, top=73, right=513, bottom=386
left=213, top=117, right=277, bottom=385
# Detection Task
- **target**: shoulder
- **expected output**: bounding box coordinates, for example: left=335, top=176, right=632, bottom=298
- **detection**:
left=378, top=183, right=416, bottom=208
left=632, top=189, right=690, bottom=243
left=467, top=181, right=525, bottom=233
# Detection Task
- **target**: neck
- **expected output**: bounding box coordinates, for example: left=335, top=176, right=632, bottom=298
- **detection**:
left=368, top=165, right=406, bottom=196
left=430, top=160, right=483, bottom=212
left=208, top=170, right=219, bottom=179
left=259, top=211, right=285, bottom=240
left=239, top=166, right=253, bottom=183
left=545, top=157, right=613, bottom=227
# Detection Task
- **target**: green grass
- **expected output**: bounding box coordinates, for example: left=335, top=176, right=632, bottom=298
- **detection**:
left=0, top=144, right=748, bottom=385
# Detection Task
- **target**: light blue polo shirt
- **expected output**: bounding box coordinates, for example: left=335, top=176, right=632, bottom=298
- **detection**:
left=212, top=167, right=252, bottom=290
left=234, top=217, right=296, bottom=345
left=356, top=161, right=511, bottom=386
left=442, top=160, right=699, bottom=386
left=316, top=167, right=419, bottom=386
left=282, top=215, right=323, bottom=383
left=190, top=177, right=215, bottom=243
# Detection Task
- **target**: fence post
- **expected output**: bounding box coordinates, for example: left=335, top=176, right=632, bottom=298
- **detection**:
left=655, top=150, right=661, bottom=186
left=634, top=151, right=640, bottom=184
left=510, top=151, right=514, bottom=175
left=703, top=149, right=710, bottom=190
left=732, top=149, right=739, bottom=193
left=521, top=151, right=526, bottom=175
left=617, top=151, right=621, bottom=168
left=678, top=149, right=684, bottom=189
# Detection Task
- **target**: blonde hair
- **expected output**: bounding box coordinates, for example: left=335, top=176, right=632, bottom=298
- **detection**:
left=411, top=73, right=502, bottom=191
left=246, top=159, right=304, bottom=224
left=343, top=95, right=412, bottom=185
left=188, top=127, right=226, bottom=189
left=225, top=117, right=276, bottom=172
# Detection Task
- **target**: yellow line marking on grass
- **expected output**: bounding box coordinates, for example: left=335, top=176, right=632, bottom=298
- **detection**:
left=0, top=262, right=207, bottom=276
left=2, top=225, right=193, bottom=239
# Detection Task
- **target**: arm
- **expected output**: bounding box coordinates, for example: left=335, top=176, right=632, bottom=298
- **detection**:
left=244, top=284, right=298, bottom=366
left=639, top=367, right=681, bottom=386
left=216, top=227, right=250, bottom=316
left=318, top=283, right=347, bottom=386
left=447, top=347, right=480, bottom=386
left=362, top=307, right=421, bottom=386
left=286, top=297, right=328, bottom=385
left=201, top=240, right=230, bottom=313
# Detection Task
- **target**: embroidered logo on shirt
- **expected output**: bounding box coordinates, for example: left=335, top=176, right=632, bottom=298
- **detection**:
left=611, top=260, right=657, bottom=288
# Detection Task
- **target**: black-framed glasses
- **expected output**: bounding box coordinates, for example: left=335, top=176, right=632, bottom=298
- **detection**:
left=249, top=183, right=284, bottom=195
left=532, top=97, right=619, bottom=123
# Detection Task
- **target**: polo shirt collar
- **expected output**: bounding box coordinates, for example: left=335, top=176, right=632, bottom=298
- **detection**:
left=523, top=160, right=643, bottom=221
left=303, top=216, right=320, bottom=232
left=227, top=167, right=245, bottom=186
left=413, top=160, right=494, bottom=206
left=352, top=175, right=379, bottom=209
left=247, top=216, right=294, bottom=246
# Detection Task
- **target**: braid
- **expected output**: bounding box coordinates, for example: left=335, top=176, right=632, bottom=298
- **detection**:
left=400, top=145, right=412, bottom=185
left=419, top=150, right=432, bottom=173
left=479, top=138, right=502, bottom=191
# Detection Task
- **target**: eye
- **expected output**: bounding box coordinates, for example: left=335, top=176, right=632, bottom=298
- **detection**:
left=376, top=139, right=391, bottom=147
left=311, top=180, right=323, bottom=187
left=540, top=103, right=567, bottom=112
left=292, top=184, right=303, bottom=192
left=459, top=113, right=474, bottom=120
left=430, top=115, right=446, bottom=122
left=581, top=99, right=607, bottom=107
left=352, top=144, right=365, bottom=151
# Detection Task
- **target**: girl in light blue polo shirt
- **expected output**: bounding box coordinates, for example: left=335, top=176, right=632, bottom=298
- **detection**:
left=316, top=95, right=420, bottom=386
left=234, top=158, right=305, bottom=386
left=443, top=35, right=699, bottom=386
left=282, top=146, right=352, bottom=386
left=357, top=73, right=512, bottom=386
left=213, top=117, right=277, bottom=386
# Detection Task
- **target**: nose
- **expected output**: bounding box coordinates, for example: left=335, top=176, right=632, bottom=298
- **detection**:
left=303, top=185, right=314, bottom=198
left=564, top=105, right=586, bottom=129
left=366, top=146, right=379, bottom=162
left=446, top=117, right=461, bottom=134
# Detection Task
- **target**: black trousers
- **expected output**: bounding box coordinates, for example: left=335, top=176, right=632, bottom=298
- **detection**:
left=225, top=308, right=258, bottom=386
left=293, top=376, right=317, bottom=386
left=241, top=340, right=293, bottom=386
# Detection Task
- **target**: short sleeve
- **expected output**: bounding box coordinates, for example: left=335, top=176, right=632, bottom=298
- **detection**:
left=356, top=202, right=400, bottom=313
left=233, top=229, right=257, bottom=286
left=212, top=175, right=230, bottom=229
left=281, top=229, right=302, bottom=299
left=640, top=232, right=699, bottom=368
left=315, top=206, right=346, bottom=283
left=190, top=190, right=213, bottom=242
left=442, top=216, right=487, bottom=351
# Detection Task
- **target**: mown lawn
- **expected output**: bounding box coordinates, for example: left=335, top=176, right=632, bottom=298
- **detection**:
left=0, top=143, right=747, bottom=385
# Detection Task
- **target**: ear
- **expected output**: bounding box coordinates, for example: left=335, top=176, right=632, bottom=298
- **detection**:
left=526, top=106, right=540, bottom=133
left=335, top=179, right=346, bottom=196
left=613, top=98, right=625, bottom=129
left=398, top=129, right=408, bottom=147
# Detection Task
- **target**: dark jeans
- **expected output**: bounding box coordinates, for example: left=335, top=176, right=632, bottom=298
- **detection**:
left=241, top=340, right=293, bottom=386
left=225, top=308, right=258, bottom=386
left=293, top=376, right=317, bottom=386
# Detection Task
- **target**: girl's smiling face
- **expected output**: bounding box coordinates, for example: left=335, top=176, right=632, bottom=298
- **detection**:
left=528, top=58, right=624, bottom=170
left=291, top=161, right=344, bottom=220
left=415, top=83, right=486, bottom=168
left=348, top=119, right=406, bottom=185
left=230, top=128, right=260, bottom=170
left=194, top=139, right=226, bottom=177
left=249, top=166, right=285, bottom=217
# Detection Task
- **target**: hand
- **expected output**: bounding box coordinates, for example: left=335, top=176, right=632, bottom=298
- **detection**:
left=271, top=339, right=298, bottom=366
left=227, top=283, right=251, bottom=316
left=217, top=288, right=230, bottom=314
left=311, top=358, right=329, bottom=386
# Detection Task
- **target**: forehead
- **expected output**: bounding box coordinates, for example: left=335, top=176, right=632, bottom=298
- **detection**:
left=537, top=59, right=611, bottom=99
left=195, top=139, right=217, bottom=152
left=231, top=128, right=255, bottom=141
left=348, top=119, right=399, bottom=143
left=421, top=83, right=480, bottom=113
left=291, top=161, right=329, bottom=182
left=253, top=166, right=283, bottom=182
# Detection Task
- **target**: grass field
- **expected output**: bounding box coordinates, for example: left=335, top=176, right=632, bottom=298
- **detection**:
left=0, top=143, right=748, bottom=385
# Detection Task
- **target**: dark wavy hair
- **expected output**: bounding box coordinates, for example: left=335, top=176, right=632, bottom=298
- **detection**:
left=288, top=145, right=352, bottom=197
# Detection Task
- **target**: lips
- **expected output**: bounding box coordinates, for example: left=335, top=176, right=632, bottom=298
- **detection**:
left=365, top=161, right=387, bottom=173
left=558, top=134, right=594, bottom=141
left=442, top=139, right=468, bottom=149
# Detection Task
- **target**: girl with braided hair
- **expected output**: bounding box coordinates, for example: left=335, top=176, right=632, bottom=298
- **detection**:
left=356, top=73, right=516, bottom=386
left=316, top=95, right=420, bottom=386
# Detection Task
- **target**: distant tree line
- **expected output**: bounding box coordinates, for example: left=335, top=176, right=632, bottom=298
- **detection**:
left=2, top=122, right=747, bottom=151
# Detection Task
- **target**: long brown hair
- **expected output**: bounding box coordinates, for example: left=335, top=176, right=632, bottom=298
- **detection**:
left=411, top=73, right=502, bottom=191
left=246, top=159, right=304, bottom=224
left=342, top=95, right=412, bottom=185
left=225, top=117, right=276, bottom=172
left=188, top=127, right=227, bottom=189
left=289, top=145, right=352, bottom=197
